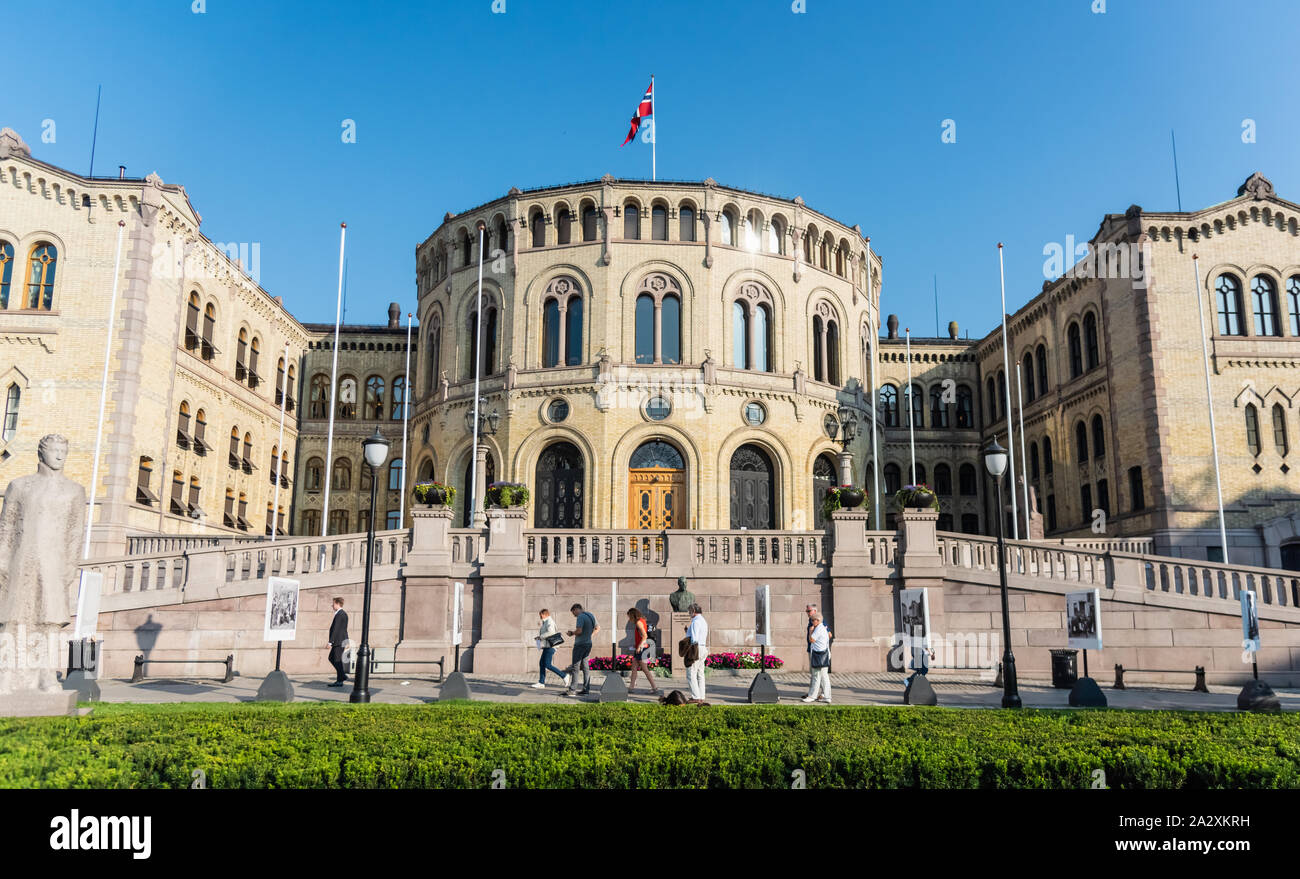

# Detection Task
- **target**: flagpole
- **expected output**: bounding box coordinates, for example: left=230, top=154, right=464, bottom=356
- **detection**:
left=650, top=74, right=656, bottom=182
left=469, top=222, right=486, bottom=527
left=321, top=223, right=346, bottom=539
left=905, top=329, right=916, bottom=485
left=1016, top=363, right=1030, bottom=539
left=1192, top=255, right=1230, bottom=562
left=998, top=243, right=1019, bottom=540
left=271, top=342, right=289, bottom=543
left=866, top=238, right=881, bottom=530
left=83, top=219, right=126, bottom=559
left=399, top=311, right=413, bottom=528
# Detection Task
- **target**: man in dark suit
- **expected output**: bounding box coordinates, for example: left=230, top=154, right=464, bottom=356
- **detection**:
left=327, top=597, right=349, bottom=686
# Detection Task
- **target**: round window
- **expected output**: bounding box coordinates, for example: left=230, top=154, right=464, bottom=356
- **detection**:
left=547, top=398, right=569, bottom=423
left=744, top=402, right=766, bottom=426
left=646, top=396, right=672, bottom=421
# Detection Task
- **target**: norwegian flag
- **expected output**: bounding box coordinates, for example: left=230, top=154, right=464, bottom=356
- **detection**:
left=621, top=79, right=654, bottom=146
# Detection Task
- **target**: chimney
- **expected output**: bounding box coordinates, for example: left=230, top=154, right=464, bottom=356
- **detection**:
left=388, top=302, right=400, bottom=329
left=948, top=320, right=959, bottom=340
left=886, top=314, right=899, bottom=339
left=118, top=165, right=125, bottom=179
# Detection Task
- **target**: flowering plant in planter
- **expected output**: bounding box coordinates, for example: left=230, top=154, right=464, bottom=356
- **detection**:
left=893, top=483, right=939, bottom=512
left=587, top=654, right=659, bottom=671
left=821, top=485, right=866, bottom=522
left=412, top=481, right=456, bottom=507
left=703, top=652, right=784, bottom=670
left=485, top=481, right=530, bottom=508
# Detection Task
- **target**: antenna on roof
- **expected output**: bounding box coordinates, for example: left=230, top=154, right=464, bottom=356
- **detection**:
left=1170, top=129, right=1183, bottom=212
left=934, top=274, right=939, bottom=338
left=88, top=85, right=102, bottom=177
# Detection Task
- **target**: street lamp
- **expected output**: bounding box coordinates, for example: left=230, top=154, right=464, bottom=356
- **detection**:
left=983, top=438, right=1021, bottom=709
left=826, top=404, right=859, bottom=486
left=350, top=428, right=390, bottom=704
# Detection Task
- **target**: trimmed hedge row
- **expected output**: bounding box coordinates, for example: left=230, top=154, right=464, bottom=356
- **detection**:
left=1, top=702, right=1297, bottom=789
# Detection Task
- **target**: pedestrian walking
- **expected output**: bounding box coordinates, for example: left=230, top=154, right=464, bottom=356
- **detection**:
left=686, top=603, right=708, bottom=701
left=563, top=603, right=599, bottom=696
left=326, top=597, right=349, bottom=687
left=626, top=607, right=659, bottom=695
left=532, top=608, right=567, bottom=689
left=802, top=611, right=832, bottom=703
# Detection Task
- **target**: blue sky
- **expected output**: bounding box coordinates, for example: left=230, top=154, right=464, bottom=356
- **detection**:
left=7, top=0, right=1297, bottom=337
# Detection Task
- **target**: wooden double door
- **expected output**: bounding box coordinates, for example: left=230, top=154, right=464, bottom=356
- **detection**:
left=628, top=469, right=684, bottom=530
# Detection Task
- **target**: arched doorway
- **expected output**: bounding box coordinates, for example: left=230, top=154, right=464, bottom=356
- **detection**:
left=812, top=453, right=837, bottom=529
left=730, top=444, right=775, bottom=530
left=535, top=441, right=584, bottom=528
left=628, top=440, right=685, bottom=529
left=462, top=451, right=496, bottom=527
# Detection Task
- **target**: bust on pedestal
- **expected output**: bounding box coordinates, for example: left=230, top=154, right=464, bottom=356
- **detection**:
left=0, top=435, right=84, bottom=716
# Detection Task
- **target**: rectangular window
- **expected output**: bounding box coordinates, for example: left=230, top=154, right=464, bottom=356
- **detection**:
left=1097, top=479, right=1110, bottom=517
left=170, top=472, right=185, bottom=516
left=1079, top=484, right=1092, bottom=525
left=136, top=457, right=157, bottom=506
left=1128, top=466, right=1145, bottom=511
left=1206, top=546, right=1224, bottom=563
left=386, top=510, right=401, bottom=529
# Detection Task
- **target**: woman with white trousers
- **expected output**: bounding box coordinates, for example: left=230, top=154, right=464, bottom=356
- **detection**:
left=802, top=612, right=832, bottom=703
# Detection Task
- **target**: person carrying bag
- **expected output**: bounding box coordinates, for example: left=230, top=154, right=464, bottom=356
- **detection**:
left=532, top=608, right=567, bottom=689
left=802, top=611, right=832, bottom=704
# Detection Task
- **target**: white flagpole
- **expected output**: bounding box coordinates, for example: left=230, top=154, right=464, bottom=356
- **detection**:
left=469, top=222, right=486, bottom=527
left=866, top=238, right=881, bottom=529
left=399, top=311, right=413, bottom=529
left=271, top=342, right=289, bottom=542
left=320, top=223, right=346, bottom=538
left=83, top=219, right=126, bottom=559
left=998, top=243, right=1019, bottom=540
left=1016, top=364, right=1030, bottom=539
left=1192, top=254, right=1230, bottom=562
left=905, top=329, right=916, bottom=485
left=650, top=74, right=656, bottom=182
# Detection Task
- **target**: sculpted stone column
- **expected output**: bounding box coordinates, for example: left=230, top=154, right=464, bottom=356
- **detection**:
left=473, top=444, right=489, bottom=528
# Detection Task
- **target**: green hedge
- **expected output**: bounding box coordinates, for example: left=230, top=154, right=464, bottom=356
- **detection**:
left=1, top=703, right=1297, bottom=789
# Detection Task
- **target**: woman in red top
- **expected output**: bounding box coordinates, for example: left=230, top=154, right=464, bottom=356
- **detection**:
left=627, top=607, right=659, bottom=695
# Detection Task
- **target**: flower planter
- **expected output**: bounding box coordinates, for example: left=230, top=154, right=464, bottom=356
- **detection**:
left=839, top=488, right=865, bottom=509
left=423, top=486, right=447, bottom=507
left=906, top=489, right=936, bottom=509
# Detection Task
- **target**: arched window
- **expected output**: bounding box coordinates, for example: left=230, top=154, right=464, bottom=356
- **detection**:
left=581, top=206, right=598, bottom=241
left=818, top=235, right=829, bottom=270
left=768, top=217, right=784, bottom=254
left=530, top=209, right=546, bottom=248
left=565, top=295, right=582, bottom=366
left=177, top=401, right=192, bottom=447
left=0, top=240, right=13, bottom=308
left=879, top=385, right=899, bottom=427
left=934, top=464, right=952, bottom=495
left=1030, top=442, right=1040, bottom=479
left=912, top=462, right=927, bottom=487
left=391, top=376, right=407, bottom=420
left=236, top=329, right=248, bottom=378
left=812, top=315, right=824, bottom=380
left=535, top=441, right=584, bottom=528
left=632, top=274, right=682, bottom=365
left=388, top=458, right=403, bottom=492
left=907, top=383, right=923, bottom=429
left=494, top=216, right=510, bottom=254
left=997, top=371, right=1007, bottom=417
left=543, top=299, right=561, bottom=368
left=1245, top=404, right=1261, bottom=457
left=202, top=303, right=217, bottom=361
left=635, top=294, right=654, bottom=364
left=1272, top=403, right=1289, bottom=456
left=184, top=292, right=201, bottom=350
left=1252, top=276, right=1280, bottom=337
left=247, top=337, right=261, bottom=388
left=753, top=303, right=771, bottom=372
left=827, top=321, right=840, bottom=385
left=1083, top=312, right=1099, bottom=369
left=1287, top=276, right=1300, bottom=336
left=929, top=385, right=949, bottom=428
left=2, top=382, right=19, bottom=442
left=417, top=458, right=434, bottom=482
left=679, top=205, right=695, bottom=242
left=365, top=375, right=385, bottom=420
left=1216, top=274, right=1245, bottom=336
left=194, top=409, right=208, bottom=453
left=812, top=305, right=840, bottom=384
left=1036, top=343, right=1048, bottom=394
left=729, top=444, right=775, bottom=529
left=719, top=210, right=734, bottom=246
left=333, top=457, right=352, bottom=491
left=541, top=279, right=583, bottom=368
left=986, top=377, right=997, bottom=423
left=956, top=385, right=974, bottom=428
left=652, top=204, right=668, bottom=240
left=1068, top=322, right=1083, bottom=378
left=1075, top=421, right=1088, bottom=463
left=555, top=207, right=571, bottom=245
left=733, top=301, right=748, bottom=369
left=302, top=509, right=320, bottom=535
left=802, top=230, right=812, bottom=262
left=1022, top=352, right=1035, bottom=401
left=338, top=376, right=357, bottom=419
left=310, top=373, right=329, bottom=418
left=1043, top=437, right=1053, bottom=474
left=743, top=211, right=761, bottom=251
left=306, top=458, right=323, bottom=491
left=228, top=427, right=240, bottom=468
left=835, top=243, right=845, bottom=277
left=25, top=242, right=57, bottom=310
left=624, top=203, right=640, bottom=239
left=883, top=463, right=902, bottom=495
left=427, top=322, right=442, bottom=393
left=1091, top=415, right=1105, bottom=459
left=468, top=305, right=499, bottom=377
left=958, top=463, right=977, bottom=496
left=242, top=433, right=254, bottom=471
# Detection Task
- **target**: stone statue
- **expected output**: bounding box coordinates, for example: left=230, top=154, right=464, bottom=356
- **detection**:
left=701, top=350, right=716, bottom=385
left=438, top=370, right=449, bottom=401
left=1014, top=477, right=1046, bottom=540
left=0, top=435, right=86, bottom=693
left=668, top=576, right=695, bottom=613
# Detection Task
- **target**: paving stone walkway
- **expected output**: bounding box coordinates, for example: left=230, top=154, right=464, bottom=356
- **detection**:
left=90, top=671, right=1300, bottom=712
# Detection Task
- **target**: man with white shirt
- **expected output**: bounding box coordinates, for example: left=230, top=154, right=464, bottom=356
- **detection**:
left=686, top=603, right=708, bottom=701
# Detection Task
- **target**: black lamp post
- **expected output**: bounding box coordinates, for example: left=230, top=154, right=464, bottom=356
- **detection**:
left=350, top=429, right=390, bottom=704
left=983, top=438, right=1022, bottom=709
left=827, top=404, right=859, bottom=485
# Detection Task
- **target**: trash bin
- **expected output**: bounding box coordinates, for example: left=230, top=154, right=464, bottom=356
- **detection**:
left=1050, top=649, right=1078, bottom=689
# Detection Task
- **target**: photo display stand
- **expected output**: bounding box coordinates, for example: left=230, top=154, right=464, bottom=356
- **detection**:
left=440, top=581, right=472, bottom=701
left=1237, top=590, right=1279, bottom=711
left=600, top=580, right=627, bottom=702
left=1065, top=588, right=1106, bottom=708
left=899, top=588, right=937, bottom=705
left=256, top=577, right=299, bottom=702
left=748, top=585, right=778, bottom=703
